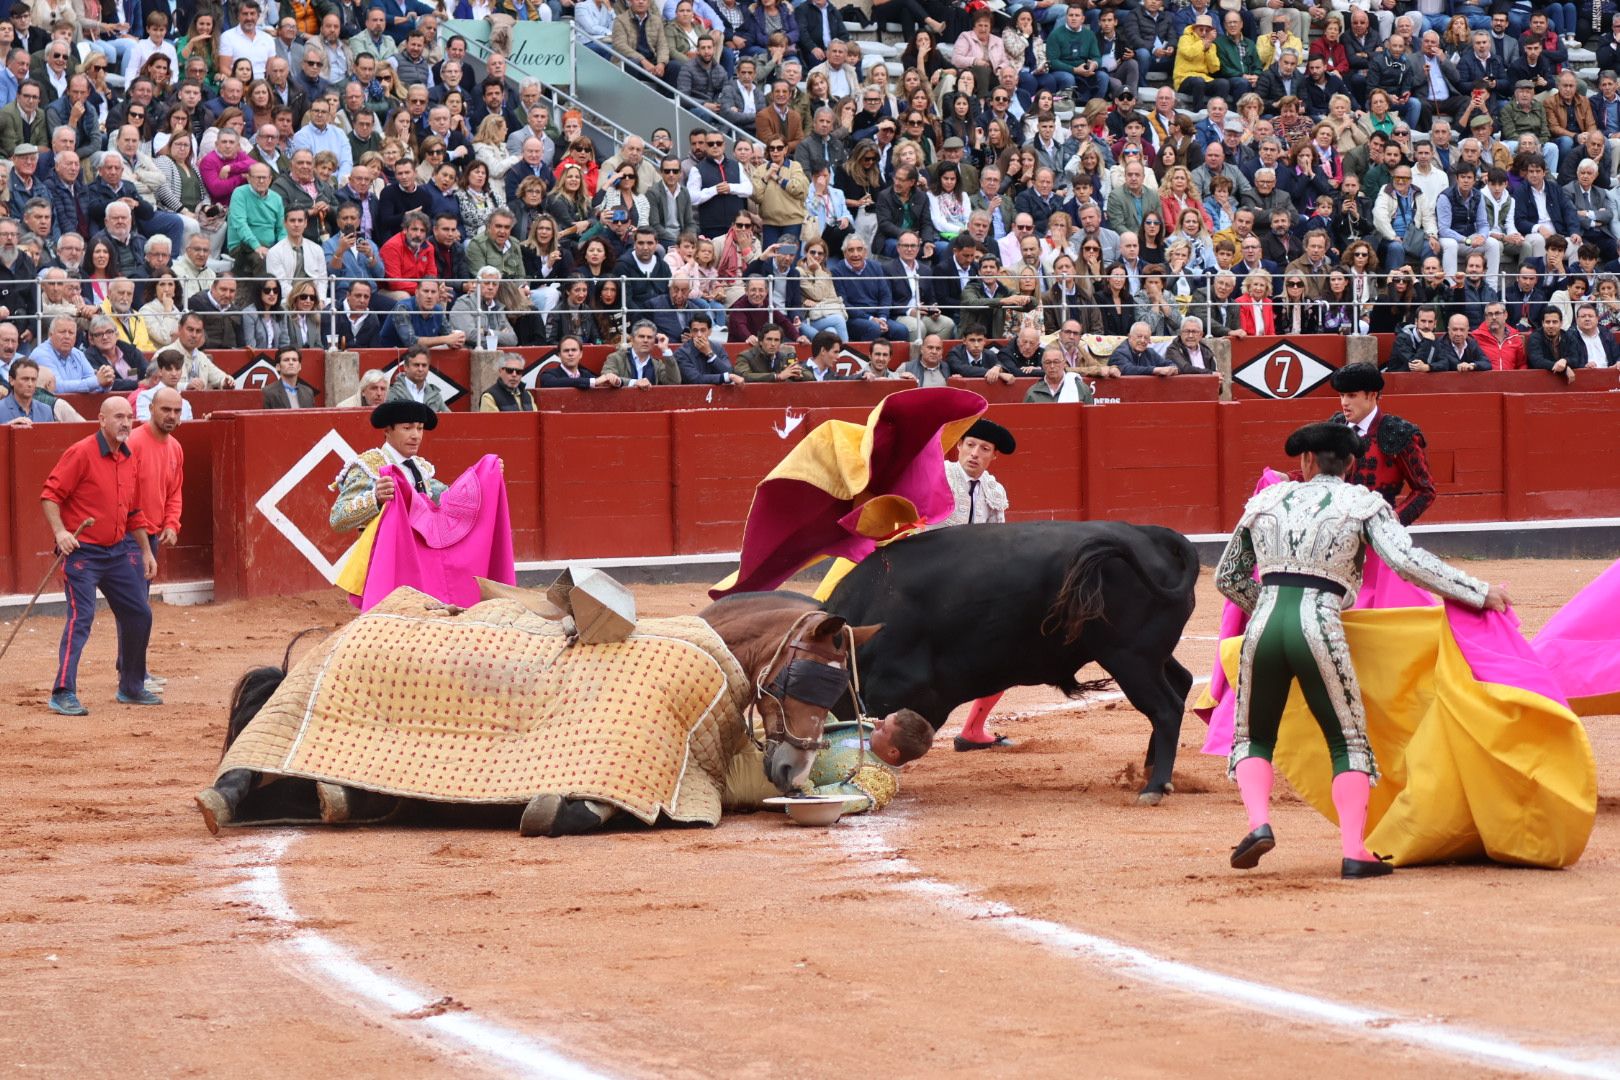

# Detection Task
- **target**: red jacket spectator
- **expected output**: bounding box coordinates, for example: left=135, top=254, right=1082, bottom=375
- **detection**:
left=379, top=232, right=438, bottom=296
left=1473, top=323, right=1527, bottom=370
left=1308, top=35, right=1349, bottom=76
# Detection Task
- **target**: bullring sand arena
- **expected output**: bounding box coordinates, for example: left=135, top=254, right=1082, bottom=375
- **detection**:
left=3, top=558, right=1618, bottom=1079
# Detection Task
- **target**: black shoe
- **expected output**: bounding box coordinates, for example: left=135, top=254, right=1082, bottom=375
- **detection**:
left=1230, top=824, right=1275, bottom=869
left=1341, top=855, right=1395, bottom=879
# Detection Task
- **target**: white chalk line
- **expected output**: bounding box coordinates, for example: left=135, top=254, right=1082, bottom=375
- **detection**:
left=229, top=833, right=617, bottom=1080
left=986, top=676, right=1210, bottom=723
left=835, top=817, right=1620, bottom=1079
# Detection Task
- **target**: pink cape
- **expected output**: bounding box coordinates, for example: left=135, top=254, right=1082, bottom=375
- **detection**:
left=357, top=454, right=516, bottom=612
left=1532, top=557, right=1620, bottom=712
left=1198, top=470, right=1439, bottom=756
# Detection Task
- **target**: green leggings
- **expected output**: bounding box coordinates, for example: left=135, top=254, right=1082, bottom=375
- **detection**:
left=1230, top=585, right=1376, bottom=780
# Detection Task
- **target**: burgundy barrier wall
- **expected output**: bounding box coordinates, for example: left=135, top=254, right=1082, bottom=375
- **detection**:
left=199, top=389, right=1620, bottom=601
left=9, top=388, right=1620, bottom=601
left=3, top=420, right=219, bottom=596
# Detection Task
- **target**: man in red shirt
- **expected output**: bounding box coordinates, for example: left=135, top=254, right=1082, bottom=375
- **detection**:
left=126, top=386, right=185, bottom=691
left=377, top=210, right=437, bottom=300
left=40, top=397, right=161, bottom=716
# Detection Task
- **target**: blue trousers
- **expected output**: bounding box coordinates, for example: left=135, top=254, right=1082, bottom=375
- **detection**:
left=56, top=536, right=151, bottom=697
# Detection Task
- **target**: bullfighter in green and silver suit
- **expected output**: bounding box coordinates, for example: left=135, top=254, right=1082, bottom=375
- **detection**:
left=1214, top=423, right=1510, bottom=879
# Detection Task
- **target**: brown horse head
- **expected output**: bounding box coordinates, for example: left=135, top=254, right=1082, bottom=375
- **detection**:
left=700, top=593, right=882, bottom=794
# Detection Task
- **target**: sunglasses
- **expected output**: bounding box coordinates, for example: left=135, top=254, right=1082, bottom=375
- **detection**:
left=734, top=221, right=753, bottom=229
left=500, top=366, right=523, bottom=374
left=769, top=144, right=785, bottom=151
left=662, top=166, right=680, bottom=174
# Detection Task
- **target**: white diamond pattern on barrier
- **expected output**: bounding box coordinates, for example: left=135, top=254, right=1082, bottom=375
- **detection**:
left=232, top=357, right=281, bottom=390
left=1232, top=342, right=1335, bottom=399
left=254, top=429, right=362, bottom=583
left=380, top=362, right=468, bottom=406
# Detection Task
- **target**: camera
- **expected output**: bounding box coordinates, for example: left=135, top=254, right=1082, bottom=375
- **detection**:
left=611, top=208, right=628, bottom=223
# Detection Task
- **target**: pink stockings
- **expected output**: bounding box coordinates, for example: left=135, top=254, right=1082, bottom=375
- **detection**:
left=957, top=692, right=1004, bottom=744
left=1234, top=757, right=1376, bottom=861
left=1331, top=770, right=1377, bottom=862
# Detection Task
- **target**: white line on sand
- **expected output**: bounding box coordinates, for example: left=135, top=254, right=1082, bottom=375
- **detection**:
left=990, top=678, right=1210, bottom=722
left=232, top=834, right=616, bottom=1080
left=836, top=820, right=1620, bottom=1079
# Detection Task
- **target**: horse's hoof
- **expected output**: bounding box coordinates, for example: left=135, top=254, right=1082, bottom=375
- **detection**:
left=520, top=793, right=565, bottom=837
left=1137, top=790, right=1166, bottom=807
left=196, top=789, right=229, bottom=835
left=316, top=782, right=351, bottom=824
left=1164, top=782, right=1175, bottom=794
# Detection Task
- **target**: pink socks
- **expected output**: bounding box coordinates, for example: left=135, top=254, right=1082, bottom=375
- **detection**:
left=1332, top=771, right=1377, bottom=861
left=1234, top=757, right=1274, bottom=830
left=957, top=692, right=1004, bottom=744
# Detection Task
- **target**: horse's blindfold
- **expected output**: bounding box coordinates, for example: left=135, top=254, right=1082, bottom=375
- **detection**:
left=771, top=658, right=848, bottom=709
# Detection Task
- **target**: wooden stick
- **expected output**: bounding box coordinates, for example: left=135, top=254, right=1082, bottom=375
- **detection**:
left=0, top=518, right=95, bottom=665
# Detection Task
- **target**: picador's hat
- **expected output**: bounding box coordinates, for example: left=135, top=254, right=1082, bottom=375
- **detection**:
left=1329, top=363, right=1384, bottom=395
left=965, top=418, right=1016, bottom=455
left=1285, top=422, right=1365, bottom=460
left=370, top=399, right=438, bottom=430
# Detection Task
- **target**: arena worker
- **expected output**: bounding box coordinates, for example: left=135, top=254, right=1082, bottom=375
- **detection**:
left=932, top=417, right=1017, bottom=752
left=40, top=397, right=161, bottom=717
left=126, top=383, right=186, bottom=693
left=1216, top=422, right=1510, bottom=879
left=1326, top=364, right=1437, bottom=525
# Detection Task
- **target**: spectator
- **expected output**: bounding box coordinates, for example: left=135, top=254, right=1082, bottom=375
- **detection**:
left=333, top=281, right=386, bottom=350
left=1162, top=316, right=1216, bottom=373
left=261, top=347, right=317, bottom=408
left=242, top=279, right=289, bottom=351
left=602, top=319, right=681, bottom=385
left=378, top=209, right=436, bottom=298
left=0, top=356, right=53, bottom=425
left=451, top=267, right=519, bottom=350
left=750, top=137, right=809, bottom=245
left=673, top=311, right=745, bottom=384
left=688, top=131, right=754, bottom=238
left=477, top=355, right=537, bottom=412
left=381, top=279, right=464, bottom=351
left=829, top=233, right=905, bottom=341
left=1474, top=301, right=1528, bottom=369
left=1526, top=306, right=1578, bottom=381
left=800, top=328, right=853, bottom=381
left=732, top=322, right=804, bottom=381
left=1024, top=346, right=1094, bottom=403
left=1566, top=303, right=1620, bottom=369
left=540, top=335, right=627, bottom=389
left=1108, top=321, right=1171, bottom=375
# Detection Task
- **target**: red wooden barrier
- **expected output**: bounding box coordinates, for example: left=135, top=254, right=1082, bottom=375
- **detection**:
left=1502, top=395, right=1620, bottom=519
left=16, top=389, right=1612, bottom=603
left=60, top=389, right=279, bottom=419
left=0, top=427, right=14, bottom=594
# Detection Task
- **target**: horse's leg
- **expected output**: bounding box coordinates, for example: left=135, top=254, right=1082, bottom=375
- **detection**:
left=519, top=794, right=619, bottom=838
left=315, top=783, right=402, bottom=825
left=196, top=769, right=257, bottom=835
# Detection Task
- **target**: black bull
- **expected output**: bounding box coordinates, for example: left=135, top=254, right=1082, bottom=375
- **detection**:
left=809, top=521, right=1201, bottom=802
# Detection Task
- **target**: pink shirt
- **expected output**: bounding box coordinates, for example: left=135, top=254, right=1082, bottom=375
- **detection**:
left=198, top=149, right=256, bottom=203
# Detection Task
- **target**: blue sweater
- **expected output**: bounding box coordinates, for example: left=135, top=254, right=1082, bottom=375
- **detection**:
left=830, top=258, right=893, bottom=321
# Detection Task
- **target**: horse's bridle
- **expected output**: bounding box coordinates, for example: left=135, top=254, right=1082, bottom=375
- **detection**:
left=748, top=612, right=861, bottom=753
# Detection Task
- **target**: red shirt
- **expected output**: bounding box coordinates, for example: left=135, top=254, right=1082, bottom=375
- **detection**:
left=41, top=431, right=144, bottom=547
left=128, top=425, right=185, bottom=534
left=379, top=234, right=438, bottom=295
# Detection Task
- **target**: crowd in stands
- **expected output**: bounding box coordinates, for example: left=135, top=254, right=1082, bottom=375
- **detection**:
left=3, top=0, right=1620, bottom=421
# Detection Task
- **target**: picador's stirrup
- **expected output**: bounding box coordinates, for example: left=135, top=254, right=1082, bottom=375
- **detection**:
left=1230, top=824, right=1276, bottom=869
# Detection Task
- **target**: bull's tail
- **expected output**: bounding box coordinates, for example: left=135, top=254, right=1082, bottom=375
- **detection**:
left=221, top=627, right=328, bottom=757
left=1043, top=531, right=1199, bottom=645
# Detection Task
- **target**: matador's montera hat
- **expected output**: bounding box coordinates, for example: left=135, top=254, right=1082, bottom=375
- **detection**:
left=1285, top=422, right=1366, bottom=460
left=1329, top=363, right=1385, bottom=395
left=370, top=400, right=439, bottom=430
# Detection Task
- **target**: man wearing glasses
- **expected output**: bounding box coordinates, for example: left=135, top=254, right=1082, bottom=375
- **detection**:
left=687, top=131, right=753, bottom=238
left=0, top=80, right=47, bottom=157
left=478, top=356, right=538, bottom=412
left=1371, top=165, right=1436, bottom=274
left=648, top=156, right=696, bottom=247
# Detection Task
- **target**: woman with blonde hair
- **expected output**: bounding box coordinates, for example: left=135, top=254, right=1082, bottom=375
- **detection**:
left=797, top=236, right=848, bottom=341
left=1325, top=93, right=1366, bottom=154
left=510, top=173, right=551, bottom=239
left=799, top=70, right=834, bottom=127
left=544, top=163, right=593, bottom=240
left=1040, top=210, right=1080, bottom=272
left=1340, top=239, right=1379, bottom=317
left=1171, top=206, right=1218, bottom=272
left=1237, top=268, right=1277, bottom=335
left=284, top=281, right=324, bottom=350
left=1234, top=92, right=1264, bottom=137
left=473, top=114, right=519, bottom=185
left=1158, top=164, right=1211, bottom=234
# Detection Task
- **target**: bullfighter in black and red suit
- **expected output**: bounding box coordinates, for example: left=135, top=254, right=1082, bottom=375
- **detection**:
left=1324, top=363, right=1436, bottom=525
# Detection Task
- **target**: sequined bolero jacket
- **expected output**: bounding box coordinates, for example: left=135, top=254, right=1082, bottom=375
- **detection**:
left=1214, top=475, right=1488, bottom=614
